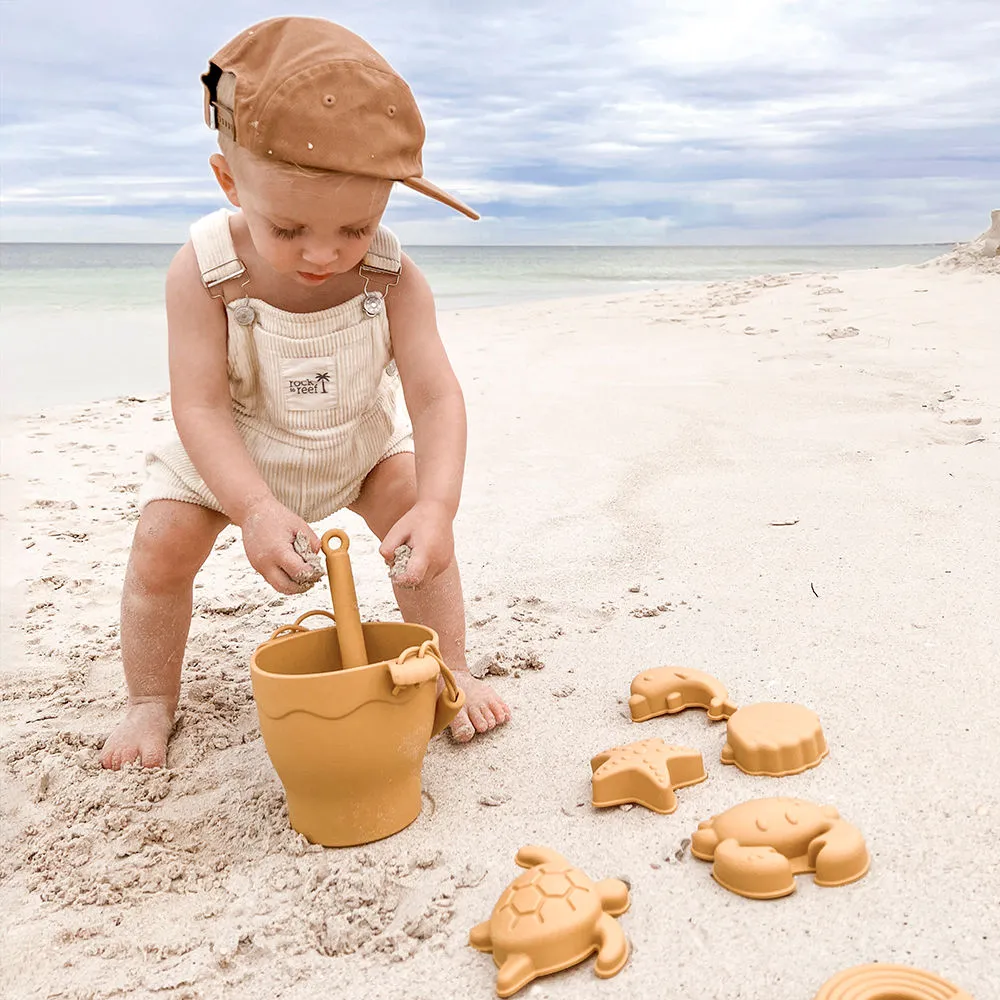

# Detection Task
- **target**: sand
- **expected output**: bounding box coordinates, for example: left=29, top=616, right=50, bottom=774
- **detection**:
left=1, top=241, right=998, bottom=1000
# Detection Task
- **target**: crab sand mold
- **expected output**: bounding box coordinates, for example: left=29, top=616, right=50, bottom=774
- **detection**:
left=691, top=797, right=871, bottom=900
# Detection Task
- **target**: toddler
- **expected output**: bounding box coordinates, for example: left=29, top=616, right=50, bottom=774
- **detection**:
left=101, top=16, right=510, bottom=768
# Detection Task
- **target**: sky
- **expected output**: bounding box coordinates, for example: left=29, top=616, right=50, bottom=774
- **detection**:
left=1, top=1, right=997, bottom=245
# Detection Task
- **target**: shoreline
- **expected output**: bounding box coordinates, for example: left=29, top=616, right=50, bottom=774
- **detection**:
left=0, top=252, right=955, bottom=423
left=2, top=254, right=997, bottom=1000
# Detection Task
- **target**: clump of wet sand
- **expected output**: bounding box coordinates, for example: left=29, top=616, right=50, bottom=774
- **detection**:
left=388, top=544, right=413, bottom=586
left=292, top=531, right=325, bottom=589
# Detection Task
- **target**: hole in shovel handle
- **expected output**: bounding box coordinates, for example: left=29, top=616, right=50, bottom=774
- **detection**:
left=320, top=528, right=349, bottom=557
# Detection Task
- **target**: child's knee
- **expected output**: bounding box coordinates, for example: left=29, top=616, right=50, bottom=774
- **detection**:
left=380, top=458, right=417, bottom=513
left=353, top=454, right=417, bottom=536
left=128, top=502, right=225, bottom=590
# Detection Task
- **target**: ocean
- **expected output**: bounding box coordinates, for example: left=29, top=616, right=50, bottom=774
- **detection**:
left=1, top=242, right=946, bottom=418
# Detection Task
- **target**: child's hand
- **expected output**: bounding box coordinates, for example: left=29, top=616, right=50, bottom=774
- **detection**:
left=238, top=496, right=321, bottom=594
left=380, top=501, right=454, bottom=587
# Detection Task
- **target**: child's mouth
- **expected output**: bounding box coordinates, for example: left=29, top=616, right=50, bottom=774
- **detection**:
left=297, top=270, right=334, bottom=283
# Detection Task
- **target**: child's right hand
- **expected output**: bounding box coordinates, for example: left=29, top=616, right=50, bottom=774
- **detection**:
left=237, top=496, right=321, bottom=594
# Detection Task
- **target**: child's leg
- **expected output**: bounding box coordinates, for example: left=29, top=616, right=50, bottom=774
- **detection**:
left=348, top=453, right=511, bottom=743
left=101, top=499, right=229, bottom=769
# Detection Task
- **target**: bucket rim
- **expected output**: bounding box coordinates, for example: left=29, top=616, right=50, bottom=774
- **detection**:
left=250, top=618, right=439, bottom=682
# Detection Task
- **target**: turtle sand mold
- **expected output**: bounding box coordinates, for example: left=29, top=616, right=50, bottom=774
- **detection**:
left=469, top=845, right=631, bottom=997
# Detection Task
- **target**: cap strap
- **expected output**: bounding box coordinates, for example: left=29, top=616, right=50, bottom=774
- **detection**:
left=202, top=65, right=237, bottom=141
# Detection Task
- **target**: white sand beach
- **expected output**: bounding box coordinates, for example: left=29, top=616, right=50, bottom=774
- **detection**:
left=1, top=240, right=997, bottom=1000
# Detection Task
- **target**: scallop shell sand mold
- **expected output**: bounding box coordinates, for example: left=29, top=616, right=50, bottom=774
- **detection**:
left=469, top=846, right=630, bottom=997
left=628, top=665, right=738, bottom=722
left=691, top=797, right=870, bottom=899
left=814, top=964, right=973, bottom=999
left=721, top=702, right=828, bottom=776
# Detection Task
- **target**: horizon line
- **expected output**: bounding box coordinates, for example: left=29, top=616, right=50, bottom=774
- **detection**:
left=0, top=240, right=957, bottom=249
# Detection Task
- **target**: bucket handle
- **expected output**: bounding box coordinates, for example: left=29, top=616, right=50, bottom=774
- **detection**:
left=265, top=609, right=337, bottom=643
left=393, top=641, right=465, bottom=738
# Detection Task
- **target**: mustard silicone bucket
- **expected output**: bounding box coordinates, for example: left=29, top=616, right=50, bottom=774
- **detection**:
left=250, top=529, right=465, bottom=847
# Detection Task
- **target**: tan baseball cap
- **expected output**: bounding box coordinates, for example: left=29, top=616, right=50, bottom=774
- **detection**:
left=201, top=17, right=479, bottom=220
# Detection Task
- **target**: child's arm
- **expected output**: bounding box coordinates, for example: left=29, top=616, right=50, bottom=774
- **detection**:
left=163, top=243, right=319, bottom=591
left=382, top=252, right=467, bottom=582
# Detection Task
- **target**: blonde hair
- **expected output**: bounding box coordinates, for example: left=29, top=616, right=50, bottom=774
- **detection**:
left=215, top=132, right=393, bottom=223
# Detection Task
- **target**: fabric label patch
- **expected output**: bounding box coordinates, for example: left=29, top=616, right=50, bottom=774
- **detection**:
left=280, top=356, right=339, bottom=410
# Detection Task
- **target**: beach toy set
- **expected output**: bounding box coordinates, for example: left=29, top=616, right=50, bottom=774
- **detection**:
left=596, top=666, right=869, bottom=903
left=245, top=538, right=971, bottom=997
left=469, top=661, right=968, bottom=997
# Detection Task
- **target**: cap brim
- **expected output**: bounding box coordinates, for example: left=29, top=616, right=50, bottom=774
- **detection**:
left=401, top=176, right=480, bottom=221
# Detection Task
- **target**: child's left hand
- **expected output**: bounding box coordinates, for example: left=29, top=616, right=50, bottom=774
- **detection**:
left=379, top=500, right=454, bottom=587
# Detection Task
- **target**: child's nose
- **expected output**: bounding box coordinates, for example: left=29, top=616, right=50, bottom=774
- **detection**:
left=301, top=242, right=340, bottom=268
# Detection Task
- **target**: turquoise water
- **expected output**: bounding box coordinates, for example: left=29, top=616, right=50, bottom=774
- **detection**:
left=1, top=242, right=947, bottom=417
left=0, top=242, right=946, bottom=311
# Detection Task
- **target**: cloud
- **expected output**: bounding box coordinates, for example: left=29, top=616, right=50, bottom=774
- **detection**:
left=1, top=0, right=997, bottom=243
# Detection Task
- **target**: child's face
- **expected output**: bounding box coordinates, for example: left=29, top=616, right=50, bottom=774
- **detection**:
left=211, top=151, right=393, bottom=287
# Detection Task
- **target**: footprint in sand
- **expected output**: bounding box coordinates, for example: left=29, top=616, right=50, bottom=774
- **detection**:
left=27, top=575, right=95, bottom=595
left=930, top=387, right=986, bottom=441
left=928, top=427, right=987, bottom=446
left=26, top=499, right=79, bottom=511
left=823, top=327, right=861, bottom=339
left=483, top=593, right=590, bottom=642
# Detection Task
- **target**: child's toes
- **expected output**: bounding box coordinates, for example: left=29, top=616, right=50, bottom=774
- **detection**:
left=449, top=707, right=475, bottom=743
left=466, top=703, right=486, bottom=731
left=490, top=695, right=511, bottom=724
left=139, top=737, right=168, bottom=768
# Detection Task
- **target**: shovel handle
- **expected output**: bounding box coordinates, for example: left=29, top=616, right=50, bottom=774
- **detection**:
left=320, top=529, right=369, bottom=670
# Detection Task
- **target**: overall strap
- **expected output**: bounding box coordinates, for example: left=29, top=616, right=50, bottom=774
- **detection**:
left=361, top=226, right=402, bottom=278
left=190, top=208, right=246, bottom=291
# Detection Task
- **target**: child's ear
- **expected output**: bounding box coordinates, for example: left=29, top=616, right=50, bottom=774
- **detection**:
left=209, top=153, right=241, bottom=208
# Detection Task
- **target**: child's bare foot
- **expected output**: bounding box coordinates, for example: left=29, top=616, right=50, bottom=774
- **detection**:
left=100, top=699, right=176, bottom=769
left=449, top=669, right=510, bottom=743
